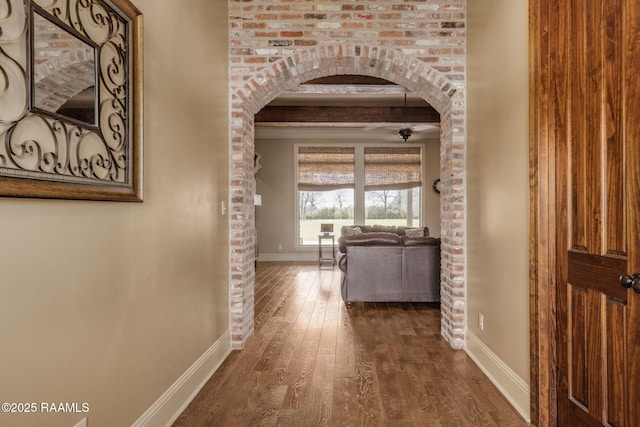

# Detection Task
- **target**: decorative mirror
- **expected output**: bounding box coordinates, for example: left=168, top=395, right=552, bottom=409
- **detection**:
left=0, top=0, right=143, bottom=201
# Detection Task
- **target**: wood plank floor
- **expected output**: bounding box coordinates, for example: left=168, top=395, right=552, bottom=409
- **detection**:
left=173, top=262, right=530, bottom=427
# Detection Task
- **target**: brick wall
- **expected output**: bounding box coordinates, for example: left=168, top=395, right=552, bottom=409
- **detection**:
left=32, top=16, right=95, bottom=112
left=228, top=0, right=467, bottom=349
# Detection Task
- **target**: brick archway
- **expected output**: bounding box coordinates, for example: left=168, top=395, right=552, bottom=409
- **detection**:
left=230, top=45, right=466, bottom=350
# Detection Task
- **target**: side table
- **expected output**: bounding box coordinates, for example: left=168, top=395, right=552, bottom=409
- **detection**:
left=318, top=234, right=335, bottom=268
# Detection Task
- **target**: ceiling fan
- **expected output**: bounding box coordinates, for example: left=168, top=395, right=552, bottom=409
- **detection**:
left=396, top=123, right=441, bottom=141
left=363, top=93, right=440, bottom=142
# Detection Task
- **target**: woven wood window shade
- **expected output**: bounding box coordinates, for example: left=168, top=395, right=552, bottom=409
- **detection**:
left=298, top=147, right=355, bottom=191
left=364, top=147, right=422, bottom=191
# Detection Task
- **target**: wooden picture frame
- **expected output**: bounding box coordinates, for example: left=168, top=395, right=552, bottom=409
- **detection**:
left=0, top=0, right=143, bottom=201
left=320, top=223, right=334, bottom=234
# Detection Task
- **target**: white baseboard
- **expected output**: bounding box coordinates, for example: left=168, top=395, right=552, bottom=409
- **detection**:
left=465, top=330, right=531, bottom=423
left=132, top=330, right=232, bottom=427
left=258, top=252, right=317, bottom=262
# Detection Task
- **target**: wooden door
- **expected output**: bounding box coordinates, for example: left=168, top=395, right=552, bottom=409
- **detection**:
left=548, top=0, right=640, bottom=425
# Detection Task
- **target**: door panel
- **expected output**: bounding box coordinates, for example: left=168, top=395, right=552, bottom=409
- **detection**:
left=605, top=298, right=626, bottom=427
left=552, top=0, right=638, bottom=426
left=603, top=0, right=626, bottom=257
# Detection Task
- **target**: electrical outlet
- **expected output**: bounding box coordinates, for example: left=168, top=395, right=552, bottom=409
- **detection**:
left=278, top=244, right=283, bottom=250
left=479, top=313, right=484, bottom=331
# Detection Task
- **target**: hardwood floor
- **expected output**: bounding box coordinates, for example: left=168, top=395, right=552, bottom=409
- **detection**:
left=173, top=262, right=529, bottom=427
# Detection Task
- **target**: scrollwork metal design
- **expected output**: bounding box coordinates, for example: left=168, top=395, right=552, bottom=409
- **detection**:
left=0, top=0, right=137, bottom=193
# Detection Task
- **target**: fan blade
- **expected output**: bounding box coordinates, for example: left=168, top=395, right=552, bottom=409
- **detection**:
left=411, top=123, right=440, bottom=132
left=363, top=123, right=395, bottom=131
left=363, top=124, right=385, bottom=132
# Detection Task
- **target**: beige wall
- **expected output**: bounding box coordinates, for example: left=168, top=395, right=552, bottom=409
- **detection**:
left=255, top=138, right=440, bottom=260
left=0, top=1, right=229, bottom=426
left=466, top=0, right=530, bottom=415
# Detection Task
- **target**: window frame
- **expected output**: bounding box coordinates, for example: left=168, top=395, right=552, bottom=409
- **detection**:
left=294, top=142, right=425, bottom=248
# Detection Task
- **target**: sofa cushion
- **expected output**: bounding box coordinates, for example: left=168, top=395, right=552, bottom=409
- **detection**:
left=404, top=227, right=426, bottom=238
left=341, top=224, right=397, bottom=234
left=338, top=232, right=402, bottom=253
left=341, top=225, right=370, bottom=235
left=396, top=225, right=429, bottom=237
left=341, top=224, right=430, bottom=237
left=342, top=226, right=363, bottom=236
left=401, top=236, right=441, bottom=246
left=370, top=224, right=397, bottom=233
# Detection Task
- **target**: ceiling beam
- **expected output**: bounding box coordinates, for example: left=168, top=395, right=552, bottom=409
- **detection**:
left=255, top=105, right=440, bottom=124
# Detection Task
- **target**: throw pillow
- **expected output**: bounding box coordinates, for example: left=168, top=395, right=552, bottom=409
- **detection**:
left=343, top=226, right=362, bottom=236
left=405, top=227, right=424, bottom=238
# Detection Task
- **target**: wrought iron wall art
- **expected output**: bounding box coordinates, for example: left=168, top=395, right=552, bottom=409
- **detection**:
left=0, top=0, right=143, bottom=201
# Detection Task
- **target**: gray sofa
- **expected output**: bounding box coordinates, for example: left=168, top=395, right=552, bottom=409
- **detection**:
left=337, top=225, right=441, bottom=307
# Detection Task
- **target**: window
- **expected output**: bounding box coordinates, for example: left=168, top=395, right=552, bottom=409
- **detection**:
left=297, top=147, right=355, bottom=245
left=365, top=188, right=421, bottom=227
left=364, top=147, right=422, bottom=227
left=297, top=145, right=422, bottom=246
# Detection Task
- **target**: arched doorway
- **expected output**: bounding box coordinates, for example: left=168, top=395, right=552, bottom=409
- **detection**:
left=229, top=45, right=466, bottom=350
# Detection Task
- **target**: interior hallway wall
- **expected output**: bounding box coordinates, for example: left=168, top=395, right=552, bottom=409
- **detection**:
left=466, top=0, right=530, bottom=420
left=0, top=1, right=230, bottom=426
